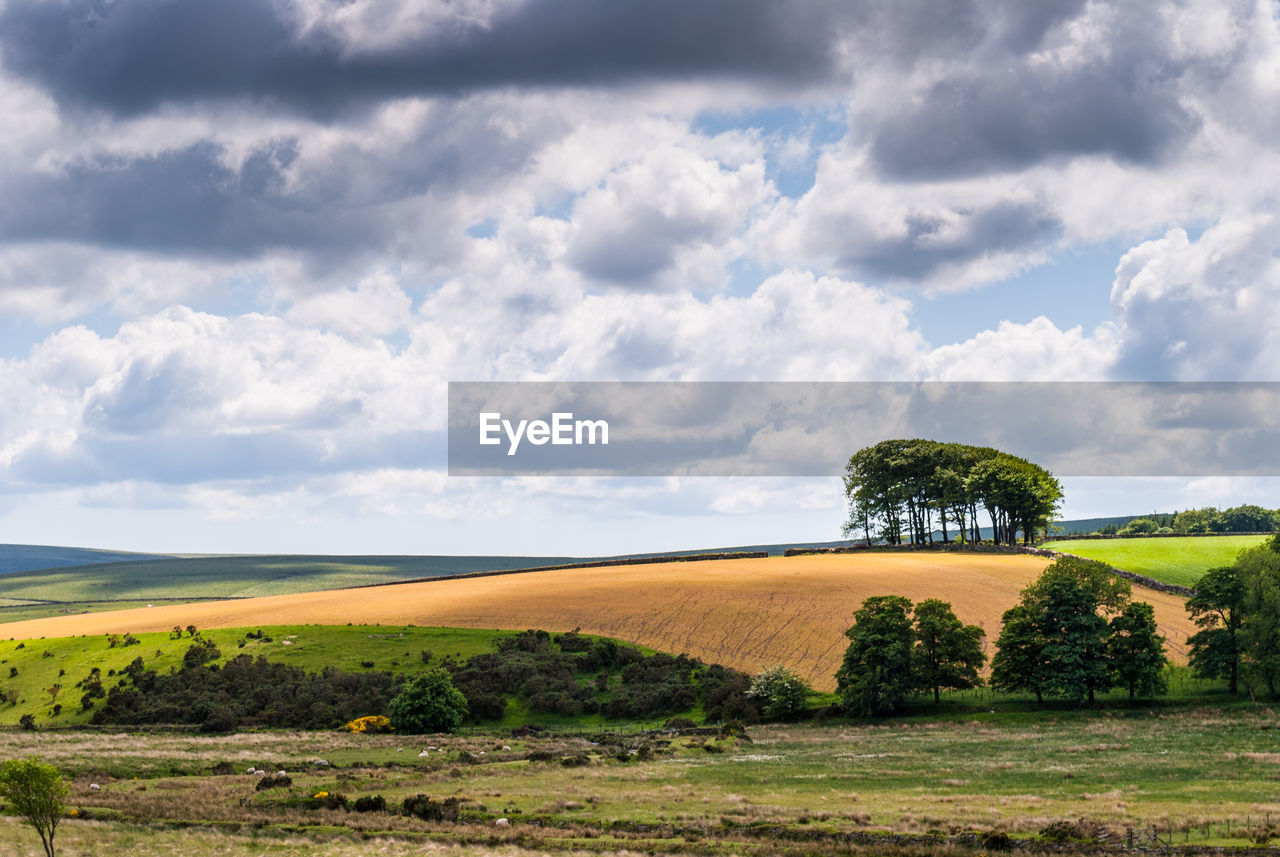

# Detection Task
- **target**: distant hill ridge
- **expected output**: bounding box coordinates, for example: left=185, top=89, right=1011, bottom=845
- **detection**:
left=0, top=544, right=174, bottom=576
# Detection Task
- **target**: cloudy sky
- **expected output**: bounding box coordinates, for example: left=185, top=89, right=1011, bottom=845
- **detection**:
left=2, top=0, right=1279, bottom=555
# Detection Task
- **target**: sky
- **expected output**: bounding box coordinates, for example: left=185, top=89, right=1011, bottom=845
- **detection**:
left=2, top=0, right=1280, bottom=556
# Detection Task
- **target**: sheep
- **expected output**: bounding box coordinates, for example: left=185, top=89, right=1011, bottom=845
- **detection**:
left=275, top=770, right=287, bottom=777
left=88, top=783, right=101, bottom=791
left=417, top=750, right=429, bottom=758
left=501, top=745, right=511, bottom=751
left=495, top=818, right=510, bottom=827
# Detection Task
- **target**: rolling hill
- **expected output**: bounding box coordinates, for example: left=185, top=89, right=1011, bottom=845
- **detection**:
left=0, top=552, right=1197, bottom=691
left=0, top=543, right=172, bottom=575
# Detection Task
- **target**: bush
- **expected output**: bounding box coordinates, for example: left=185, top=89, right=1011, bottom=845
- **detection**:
left=255, top=774, right=292, bottom=790
left=18, top=714, right=36, bottom=731
left=402, top=794, right=460, bottom=822
left=344, top=714, right=394, bottom=734
left=746, top=665, right=810, bottom=721
left=387, top=668, right=468, bottom=734
left=353, top=794, right=387, bottom=813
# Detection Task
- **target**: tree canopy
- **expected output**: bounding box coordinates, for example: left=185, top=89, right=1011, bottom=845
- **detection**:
left=992, top=556, right=1166, bottom=703
left=843, top=439, right=1062, bottom=546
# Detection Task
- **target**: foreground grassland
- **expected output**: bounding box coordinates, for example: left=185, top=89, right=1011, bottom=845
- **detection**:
left=1042, top=535, right=1268, bottom=587
left=0, top=554, right=1198, bottom=690
left=4, top=710, right=1280, bottom=856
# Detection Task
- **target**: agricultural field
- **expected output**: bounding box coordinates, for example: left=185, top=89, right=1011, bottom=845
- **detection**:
left=0, top=553, right=1198, bottom=691
left=4, top=708, right=1280, bottom=856
left=1042, top=535, right=1269, bottom=588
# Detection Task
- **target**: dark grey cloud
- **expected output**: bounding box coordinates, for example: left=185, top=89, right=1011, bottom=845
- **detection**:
left=869, top=65, right=1201, bottom=180
left=0, top=0, right=842, bottom=117
left=0, top=101, right=560, bottom=259
left=839, top=201, right=1060, bottom=281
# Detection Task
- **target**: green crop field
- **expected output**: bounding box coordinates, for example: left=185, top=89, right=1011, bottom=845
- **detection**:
left=1041, top=535, right=1269, bottom=587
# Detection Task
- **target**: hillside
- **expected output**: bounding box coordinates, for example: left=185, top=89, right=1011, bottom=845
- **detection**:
left=0, top=552, right=1197, bottom=691
left=1042, top=535, right=1268, bottom=587
left=0, top=543, right=171, bottom=575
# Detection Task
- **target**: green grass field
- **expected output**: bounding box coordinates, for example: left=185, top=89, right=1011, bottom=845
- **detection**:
left=1041, top=535, right=1269, bottom=587
left=4, top=708, right=1280, bottom=856
left=0, top=625, right=516, bottom=728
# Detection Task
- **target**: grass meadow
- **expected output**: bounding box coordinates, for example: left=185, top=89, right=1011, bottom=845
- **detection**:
left=4, top=707, right=1280, bottom=856
left=1041, top=535, right=1268, bottom=587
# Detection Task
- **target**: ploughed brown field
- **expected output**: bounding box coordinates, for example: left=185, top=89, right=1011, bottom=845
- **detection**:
left=0, top=553, right=1196, bottom=690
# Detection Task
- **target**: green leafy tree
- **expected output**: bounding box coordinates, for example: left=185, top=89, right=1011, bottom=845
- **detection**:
left=1186, top=564, right=1246, bottom=694
left=386, top=667, right=468, bottom=734
left=1108, top=602, right=1168, bottom=700
left=836, top=595, right=914, bottom=716
left=1237, top=546, right=1280, bottom=697
left=992, top=557, right=1149, bottom=704
left=911, top=599, right=985, bottom=704
left=745, top=665, right=810, bottom=721
left=990, top=604, right=1049, bottom=702
left=0, top=758, right=68, bottom=857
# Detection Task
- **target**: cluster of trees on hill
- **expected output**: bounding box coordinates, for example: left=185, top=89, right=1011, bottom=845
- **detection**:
left=1185, top=534, right=1280, bottom=696
left=87, top=628, right=763, bottom=732
left=836, top=557, right=1168, bottom=714
left=1099, top=505, right=1280, bottom=536
left=843, top=439, right=1063, bottom=546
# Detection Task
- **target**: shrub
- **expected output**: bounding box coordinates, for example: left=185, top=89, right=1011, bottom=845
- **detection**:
left=402, top=794, right=460, bottom=822
left=746, top=665, right=810, bottom=721
left=353, top=794, right=387, bottom=813
left=18, top=714, right=36, bottom=731
left=344, top=714, right=394, bottom=734
left=255, top=774, right=292, bottom=791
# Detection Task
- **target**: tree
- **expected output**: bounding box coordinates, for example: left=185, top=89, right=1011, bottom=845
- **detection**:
left=836, top=595, right=914, bottom=716
left=386, top=667, right=468, bottom=734
left=745, top=665, right=810, bottom=721
left=1186, top=564, right=1246, bottom=694
left=992, top=557, right=1156, bottom=704
left=1237, top=546, right=1280, bottom=697
left=911, top=599, right=985, bottom=704
left=990, top=604, right=1049, bottom=702
left=0, top=758, right=68, bottom=857
left=1108, top=602, right=1168, bottom=700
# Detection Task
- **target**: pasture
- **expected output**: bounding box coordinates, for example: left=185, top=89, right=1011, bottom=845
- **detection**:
left=4, top=709, right=1280, bottom=856
left=1042, top=535, right=1268, bottom=587
left=0, top=553, right=1198, bottom=691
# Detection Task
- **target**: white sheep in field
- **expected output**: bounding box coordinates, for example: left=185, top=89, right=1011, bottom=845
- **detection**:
left=275, top=771, right=286, bottom=777
left=246, top=766, right=255, bottom=774
left=495, top=818, right=510, bottom=827
left=418, top=750, right=429, bottom=758
left=88, top=783, right=100, bottom=791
